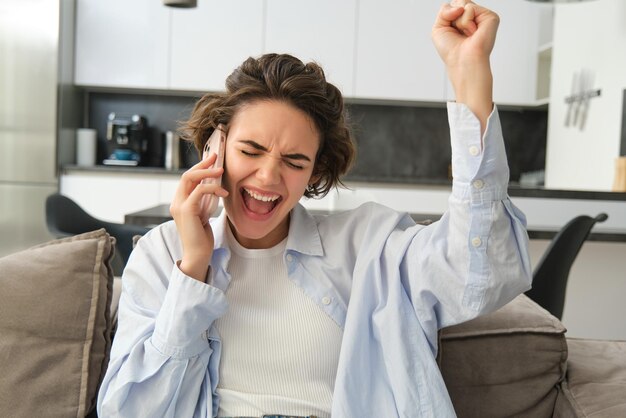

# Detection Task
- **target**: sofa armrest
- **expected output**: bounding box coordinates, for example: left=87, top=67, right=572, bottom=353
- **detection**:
left=438, top=294, right=568, bottom=418
left=554, top=338, right=626, bottom=418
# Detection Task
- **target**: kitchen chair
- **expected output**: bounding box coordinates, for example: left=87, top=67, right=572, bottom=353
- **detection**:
left=45, top=193, right=151, bottom=276
left=525, top=212, right=608, bottom=320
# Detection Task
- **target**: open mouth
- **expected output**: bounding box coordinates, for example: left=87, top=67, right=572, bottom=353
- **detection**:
left=241, top=187, right=282, bottom=216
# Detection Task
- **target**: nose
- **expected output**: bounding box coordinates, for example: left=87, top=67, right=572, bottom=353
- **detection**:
left=255, top=156, right=281, bottom=186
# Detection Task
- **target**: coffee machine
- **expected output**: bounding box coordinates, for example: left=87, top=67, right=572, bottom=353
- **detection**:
left=103, top=113, right=149, bottom=166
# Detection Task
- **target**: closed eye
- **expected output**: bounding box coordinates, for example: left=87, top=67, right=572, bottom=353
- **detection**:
left=285, top=160, right=304, bottom=170
left=241, top=148, right=305, bottom=169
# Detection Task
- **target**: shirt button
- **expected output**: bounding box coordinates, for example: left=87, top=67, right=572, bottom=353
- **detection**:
left=471, top=237, right=482, bottom=247
left=286, top=254, right=294, bottom=262
left=321, top=296, right=331, bottom=305
left=469, top=145, right=480, bottom=156
left=472, top=179, right=485, bottom=189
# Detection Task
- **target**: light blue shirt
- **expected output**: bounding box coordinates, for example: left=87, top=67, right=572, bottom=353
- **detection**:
left=98, top=103, right=532, bottom=418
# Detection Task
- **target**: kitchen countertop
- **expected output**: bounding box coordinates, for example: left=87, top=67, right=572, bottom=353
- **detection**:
left=61, top=164, right=626, bottom=201
left=61, top=165, right=626, bottom=241
left=124, top=204, right=626, bottom=242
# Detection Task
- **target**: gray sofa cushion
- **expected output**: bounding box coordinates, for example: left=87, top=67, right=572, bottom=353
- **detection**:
left=0, top=229, right=115, bottom=418
left=555, top=338, right=626, bottom=417
left=438, top=294, right=567, bottom=418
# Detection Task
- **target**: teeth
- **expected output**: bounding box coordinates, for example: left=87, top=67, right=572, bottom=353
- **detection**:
left=244, top=188, right=280, bottom=202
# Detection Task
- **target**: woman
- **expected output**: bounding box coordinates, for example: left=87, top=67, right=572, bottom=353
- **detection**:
left=98, top=1, right=531, bottom=417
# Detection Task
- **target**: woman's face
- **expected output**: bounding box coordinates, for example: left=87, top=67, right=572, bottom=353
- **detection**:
left=222, top=100, right=320, bottom=249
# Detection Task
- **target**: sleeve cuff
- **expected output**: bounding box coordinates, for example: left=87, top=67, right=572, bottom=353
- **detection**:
left=447, top=102, right=510, bottom=203
left=152, top=263, right=228, bottom=358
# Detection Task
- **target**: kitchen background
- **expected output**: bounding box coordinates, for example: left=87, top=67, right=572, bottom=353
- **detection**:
left=85, top=92, right=547, bottom=184
left=1, top=0, right=625, bottom=340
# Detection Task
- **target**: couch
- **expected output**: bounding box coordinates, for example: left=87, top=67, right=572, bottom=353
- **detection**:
left=0, top=230, right=624, bottom=417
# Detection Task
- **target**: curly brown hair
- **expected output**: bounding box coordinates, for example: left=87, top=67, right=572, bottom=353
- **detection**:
left=180, top=53, right=356, bottom=198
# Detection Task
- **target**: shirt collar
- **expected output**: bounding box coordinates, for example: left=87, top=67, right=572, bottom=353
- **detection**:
left=211, top=203, right=323, bottom=257
left=286, top=203, right=324, bottom=257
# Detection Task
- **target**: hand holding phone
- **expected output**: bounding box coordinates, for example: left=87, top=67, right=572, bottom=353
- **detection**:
left=199, top=125, right=226, bottom=224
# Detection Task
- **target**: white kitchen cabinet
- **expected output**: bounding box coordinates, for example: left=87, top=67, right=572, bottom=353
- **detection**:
left=264, top=0, right=357, bottom=96
left=445, top=0, right=548, bottom=106
left=545, top=0, right=625, bottom=191
left=536, top=4, right=554, bottom=104
left=74, top=0, right=550, bottom=106
left=60, top=171, right=174, bottom=223
left=488, top=0, right=545, bottom=105
left=355, top=0, right=445, bottom=102
left=169, top=0, right=265, bottom=92
left=74, top=0, right=170, bottom=88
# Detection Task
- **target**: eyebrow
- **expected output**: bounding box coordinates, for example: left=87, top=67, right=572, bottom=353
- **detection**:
left=238, top=139, right=312, bottom=162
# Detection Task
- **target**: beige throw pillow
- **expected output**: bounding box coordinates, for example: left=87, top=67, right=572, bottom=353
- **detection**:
left=0, top=229, right=115, bottom=418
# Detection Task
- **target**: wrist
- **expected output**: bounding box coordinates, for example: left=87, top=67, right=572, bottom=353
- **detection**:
left=449, top=58, right=492, bottom=95
left=179, top=256, right=211, bottom=283
left=448, top=61, right=493, bottom=133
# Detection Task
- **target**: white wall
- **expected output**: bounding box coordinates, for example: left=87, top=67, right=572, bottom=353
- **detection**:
left=529, top=240, right=626, bottom=341
left=545, top=0, right=626, bottom=191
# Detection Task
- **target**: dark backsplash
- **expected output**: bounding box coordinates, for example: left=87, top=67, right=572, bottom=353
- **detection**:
left=87, top=92, right=203, bottom=167
left=87, top=92, right=547, bottom=183
left=346, top=103, right=547, bottom=183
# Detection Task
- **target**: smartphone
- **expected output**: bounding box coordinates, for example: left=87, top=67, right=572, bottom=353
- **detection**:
left=199, top=124, right=226, bottom=224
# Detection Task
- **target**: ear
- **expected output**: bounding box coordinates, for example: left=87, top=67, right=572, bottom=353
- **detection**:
left=308, top=173, right=321, bottom=186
